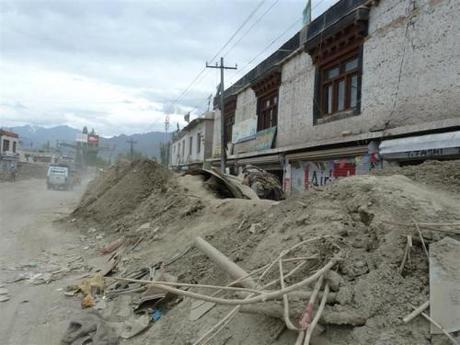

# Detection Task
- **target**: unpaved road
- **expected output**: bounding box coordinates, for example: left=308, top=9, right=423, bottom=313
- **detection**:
left=0, top=178, right=88, bottom=345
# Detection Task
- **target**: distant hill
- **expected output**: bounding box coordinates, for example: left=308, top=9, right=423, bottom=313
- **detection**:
left=7, top=125, right=170, bottom=160
left=100, top=132, right=171, bottom=161
left=10, top=125, right=80, bottom=149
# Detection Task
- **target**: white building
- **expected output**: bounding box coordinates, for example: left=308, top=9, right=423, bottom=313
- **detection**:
left=211, top=0, right=460, bottom=193
left=170, top=112, right=215, bottom=170
left=0, top=129, right=19, bottom=172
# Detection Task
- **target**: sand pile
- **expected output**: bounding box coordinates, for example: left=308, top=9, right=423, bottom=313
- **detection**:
left=72, top=159, right=171, bottom=227
left=71, top=160, right=460, bottom=345
left=373, top=159, right=460, bottom=194
left=143, top=172, right=459, bottom=345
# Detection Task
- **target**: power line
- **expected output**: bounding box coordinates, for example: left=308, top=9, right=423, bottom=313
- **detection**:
left=228, top=0, right=331, bottom=86
left=171, top=0, right=270, bottom=107
left=229, top=18, right=302, bottom=86
left=208, top=0, right=270, bottom=63
left=222, top=0, right=281, bottom=59
left=173, top=0, right=332, bottom=109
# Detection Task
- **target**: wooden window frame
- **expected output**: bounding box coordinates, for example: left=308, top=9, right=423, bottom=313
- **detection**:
left=223, top=98, right=236, bottom=146
left=319, top=49, right=361, bottom=118
left=257, top=90, right=278, bottom=131
left=196, top=133, right=201, bottom=154
left=3, top=139, right=9, bottom=152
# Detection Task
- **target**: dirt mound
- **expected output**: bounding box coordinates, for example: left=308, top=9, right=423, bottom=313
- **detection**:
left=72, top=159, right=170, bottom=226
left=374, top=159, right=460, bottom=194
left=70, top=160, right=460, bottom=345
left=147, top=174, right=460, bottom=345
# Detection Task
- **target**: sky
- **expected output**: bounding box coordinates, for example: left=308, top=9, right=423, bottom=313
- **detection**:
left=0, top=0, right=338, bottom=137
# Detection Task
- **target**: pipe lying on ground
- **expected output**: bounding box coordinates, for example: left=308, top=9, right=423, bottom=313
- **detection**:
left=194, top=236, right=257, bottom=289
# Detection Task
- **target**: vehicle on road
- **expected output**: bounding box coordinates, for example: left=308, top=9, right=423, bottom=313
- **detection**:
left=47, top=164, right=72, bottom=190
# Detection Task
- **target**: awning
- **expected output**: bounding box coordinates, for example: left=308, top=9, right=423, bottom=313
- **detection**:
left=286, top=145, right=368, bottom=161
left=380, top=131, right=460, bottom=160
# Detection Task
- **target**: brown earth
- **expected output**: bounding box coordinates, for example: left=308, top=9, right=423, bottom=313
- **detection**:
left=68, top=159, right=460, bottom=345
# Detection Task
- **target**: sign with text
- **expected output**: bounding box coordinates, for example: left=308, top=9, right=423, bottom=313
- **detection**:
left=254, top=126, right=277, bottom=151
left=232, top=117, right=257, bottom=143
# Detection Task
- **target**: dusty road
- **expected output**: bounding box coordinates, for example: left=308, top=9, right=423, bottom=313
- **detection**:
left=0, top=178, right=88, bottom=345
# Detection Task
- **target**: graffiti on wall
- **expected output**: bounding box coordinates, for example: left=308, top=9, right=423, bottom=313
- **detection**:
left=287, top=154, right=380, bottom=193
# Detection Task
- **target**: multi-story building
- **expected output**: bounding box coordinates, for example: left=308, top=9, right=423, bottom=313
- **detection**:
left=0, top=129, right=19, bottom=173
left=211, top=0, right=460, bottom=193
left=170, top=111, right=215, bottom=170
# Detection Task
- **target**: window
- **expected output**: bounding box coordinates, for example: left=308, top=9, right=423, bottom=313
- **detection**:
left=189, top=136, right=193, bottom=155
left=3, top=139, right=9, bottom=152
left=182, top=140, right=185, bottom=157
left=224, top=98, right=236, bottom=146
left=306, top=18, right=368, bottom=123
left=257, top=91, right=278, bottom=131
left=177, top=143, right=180, bottom=156
left=320, top=53, right=360, bottom=117
left=13, top=141, right=16, bottom=153
left=252, top=71, right=281, bottom=132
left=196, top=133, right=201, bottom=154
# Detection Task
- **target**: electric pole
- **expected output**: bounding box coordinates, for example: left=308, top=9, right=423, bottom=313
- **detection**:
left=127, top=139, right=137, bottom=161
left=206, top=57, right=237, bottom=174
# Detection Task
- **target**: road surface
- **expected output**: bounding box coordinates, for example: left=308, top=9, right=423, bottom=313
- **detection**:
left=0, top=178, right=88, bottom=345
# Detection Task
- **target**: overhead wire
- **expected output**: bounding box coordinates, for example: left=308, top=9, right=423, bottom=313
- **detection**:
left=171, top=0, right=270, bottom=108
left=228, top=0, right=331, bottom=86
left=222, top=0, right=281, bottom=59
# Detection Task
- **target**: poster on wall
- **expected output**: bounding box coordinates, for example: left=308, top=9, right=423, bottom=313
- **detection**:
left=286, top=157, right=366, bottom=193
left=232, top=117, right=257, bottom=143
left=255, top=127, right=277, bottom=151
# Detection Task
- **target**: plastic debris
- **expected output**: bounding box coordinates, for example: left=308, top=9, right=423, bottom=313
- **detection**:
left=152, top=308, right=161, bottom=321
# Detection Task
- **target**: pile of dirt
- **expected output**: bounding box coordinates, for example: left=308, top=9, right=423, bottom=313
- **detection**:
left=69, top=159, right=460, bottom=345
left=72, top=159, right=171, bottom=227
left=373, top=159, right=460, bottom=194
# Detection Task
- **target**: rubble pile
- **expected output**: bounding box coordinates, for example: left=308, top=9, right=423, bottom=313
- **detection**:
left=72, top=159, right=173, bottom=228
left=67, top=159, right=460, bottom=345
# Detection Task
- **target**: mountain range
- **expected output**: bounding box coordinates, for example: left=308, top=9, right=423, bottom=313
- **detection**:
left=7, top=125, right=170, bottom=160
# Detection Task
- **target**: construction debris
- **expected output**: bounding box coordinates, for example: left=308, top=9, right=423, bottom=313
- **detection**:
left=429, top=237, right=460, bottom=335
left=65, top=159, right=460, bottom=345
left=242, top=165, right=284, bottom=200
left=61, top=312, right=119, bottom=345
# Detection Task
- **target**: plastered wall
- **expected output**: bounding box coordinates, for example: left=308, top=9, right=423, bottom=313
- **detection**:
left=231, top=0, right=460, bottom=150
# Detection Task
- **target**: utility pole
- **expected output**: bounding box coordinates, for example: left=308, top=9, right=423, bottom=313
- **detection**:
left=126, top=139, right=137, bottom=161
left=206, top=57, right=237, bottom=173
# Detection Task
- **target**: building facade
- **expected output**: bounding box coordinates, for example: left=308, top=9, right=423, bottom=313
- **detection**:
left=0, top=129, right=20, bottom=173
left=211, top=0, right=460, bottom=193
left=170, top=112, right=215, bottom=170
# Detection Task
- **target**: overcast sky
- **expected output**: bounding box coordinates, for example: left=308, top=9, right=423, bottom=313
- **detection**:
left=0, top=0, right=337, bottom=137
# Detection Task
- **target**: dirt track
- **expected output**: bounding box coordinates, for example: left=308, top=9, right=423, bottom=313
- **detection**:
left=0, top=179, right=86, bottom=345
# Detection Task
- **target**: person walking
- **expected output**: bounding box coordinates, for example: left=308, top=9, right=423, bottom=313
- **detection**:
left=10, top=164, right=17, bottom=183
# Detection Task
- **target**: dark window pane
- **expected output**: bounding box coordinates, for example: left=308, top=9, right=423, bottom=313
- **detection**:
left=323, top=84, right=333, bottom=114
left=326, top=66, right=339, bottom=79
left=337, top=80, right=345, bottom=111
left=345, top=58, right=358, bottom=72
left=351, top=74, right=358, bottom=108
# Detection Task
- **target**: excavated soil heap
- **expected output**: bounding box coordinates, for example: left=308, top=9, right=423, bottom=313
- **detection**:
left=72, top=159, right=171, bottom=226
left=72, top=160, right=460, bottom=345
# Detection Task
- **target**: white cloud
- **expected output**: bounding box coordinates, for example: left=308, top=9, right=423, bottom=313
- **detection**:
left=0, top=0, right=338, bottom=136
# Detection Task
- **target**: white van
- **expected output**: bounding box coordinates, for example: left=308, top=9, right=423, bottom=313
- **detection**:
left=47, top=165, right=71, bottom=190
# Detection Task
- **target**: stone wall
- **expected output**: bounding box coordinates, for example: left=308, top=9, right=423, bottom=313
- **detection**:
left=230, top=0, right=460, bottom=151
